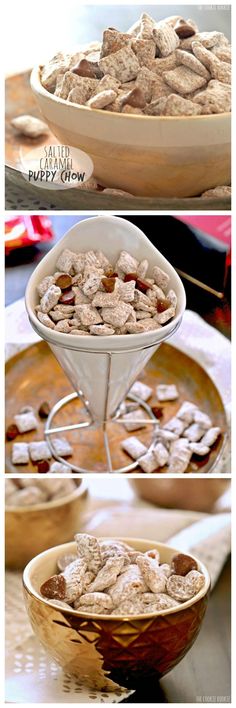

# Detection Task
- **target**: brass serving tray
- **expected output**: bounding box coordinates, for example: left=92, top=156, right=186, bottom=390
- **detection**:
left=5, top=341, right=227, bottom=474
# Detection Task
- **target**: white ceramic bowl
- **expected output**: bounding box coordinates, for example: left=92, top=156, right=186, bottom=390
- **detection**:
left=25, top=216, right=186, bottom=422
left=31, top=65, right=231, bottom=198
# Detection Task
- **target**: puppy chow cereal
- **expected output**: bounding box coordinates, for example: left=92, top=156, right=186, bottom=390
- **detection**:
left=35, top=247, right=177, bottom=336
left=40, top=533, right=205, bottom=615
left=14, top=410, right=38, bottom=433
left=120, top=387, right=222, bottom=472
left=5, top=478, right=77, bottom=506
left=12, top=442, right=30, bottom=465
left=40, top=12, right=230, bottom=116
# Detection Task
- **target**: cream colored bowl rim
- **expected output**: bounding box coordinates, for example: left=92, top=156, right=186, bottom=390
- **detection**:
left=23, top=537, right=211, bottom=620
left=31, top=66, right=231, bottom=121
left=5, top=478, right=88, bottom=512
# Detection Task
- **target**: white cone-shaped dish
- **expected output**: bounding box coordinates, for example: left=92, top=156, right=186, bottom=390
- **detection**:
left=25, top=216, right=186, bottom=422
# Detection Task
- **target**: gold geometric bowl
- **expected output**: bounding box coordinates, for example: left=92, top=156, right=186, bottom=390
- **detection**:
left=5, top=480, right=88, bottom=570
left=23, top=537, right=210, bottom=691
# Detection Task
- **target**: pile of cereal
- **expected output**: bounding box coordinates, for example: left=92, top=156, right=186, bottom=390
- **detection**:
left=5, top=478, right=77, bottom=506
left=121, top=382, right=222, bottom=473
left=40, top=533, right=205, bottom=615
left=6, top=402, right=73, bottom=471
left=41, top=12, right=231, bottom=116
left=35, top=248, right=177, bottom=336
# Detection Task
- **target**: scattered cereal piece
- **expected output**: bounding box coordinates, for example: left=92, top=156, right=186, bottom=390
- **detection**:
left=189, top=442, right=210, bottom=456
left=155, top=429, right=178, bottom=444
left=12, top=442, right=29, bottom=465
left=50, top=461, right=72, bottom=474
left=129, top=380, right=153, bottom=401
left=176, top=401, right=198, bottom=424
left=121, top=436, right=148, bottom=460
left=183, top=423, right=205, bottom=442
left=193, top=410, right=212, bottom=430
left=156, top=384, right=179, bottom=401
left=121, top=408, right=148, bottom=432
left=29, top=441, right=52, bottom=462
left=14, top=411, right=38, bottom=433
left=168, top=438, right=192, bottom=473
left=201, top=185, right=231, bottom=198
left=51, top=437, right=73, bottom=457
left=201, top=427, right=221, bottom=447
left=164, top=417, right=186, bottom=435
left=153, top=442, right=169, bottom=467
left=138, top=449, right=158, bottom=473
left=11, top=115, right=49, bottom=138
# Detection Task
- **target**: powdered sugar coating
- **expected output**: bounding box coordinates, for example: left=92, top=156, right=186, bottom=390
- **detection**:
left=40, top=534, right=205, bottom=615
left=41, top=14, right=231, bottom=116
left=36, top=247, right=177, bottom=336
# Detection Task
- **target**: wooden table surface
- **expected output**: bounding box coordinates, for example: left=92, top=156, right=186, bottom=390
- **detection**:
left=122, top=556, right=231, bottom=703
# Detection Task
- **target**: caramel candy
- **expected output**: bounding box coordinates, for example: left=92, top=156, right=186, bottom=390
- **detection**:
left=55, top=274, right=72, bottom=290
left=171, top=553, right=198, bottom=576
left=72, top=58, right=104, bottom=80
left=174, top=19, right=196, bottom=39
left=59, top=290, right=75, bottom=305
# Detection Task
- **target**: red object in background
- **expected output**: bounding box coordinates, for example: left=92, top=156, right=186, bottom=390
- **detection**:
left=176, top=216, right=231, bottom=246
left=5, top=216, right=54, bottom=254
left=176, top=215, right=231, bottom=270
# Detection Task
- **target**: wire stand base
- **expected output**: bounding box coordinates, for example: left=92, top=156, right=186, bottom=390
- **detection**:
left=44, top=391, right=159, bottom=474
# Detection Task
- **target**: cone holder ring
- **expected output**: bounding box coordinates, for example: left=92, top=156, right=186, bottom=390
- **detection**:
left=45, top=390, right=159, bottom=474
left=44, top=320, right=181, bottom=474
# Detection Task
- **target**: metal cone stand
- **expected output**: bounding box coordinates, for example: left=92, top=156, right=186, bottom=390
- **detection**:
left=44, top=320, right=182, bottom=473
